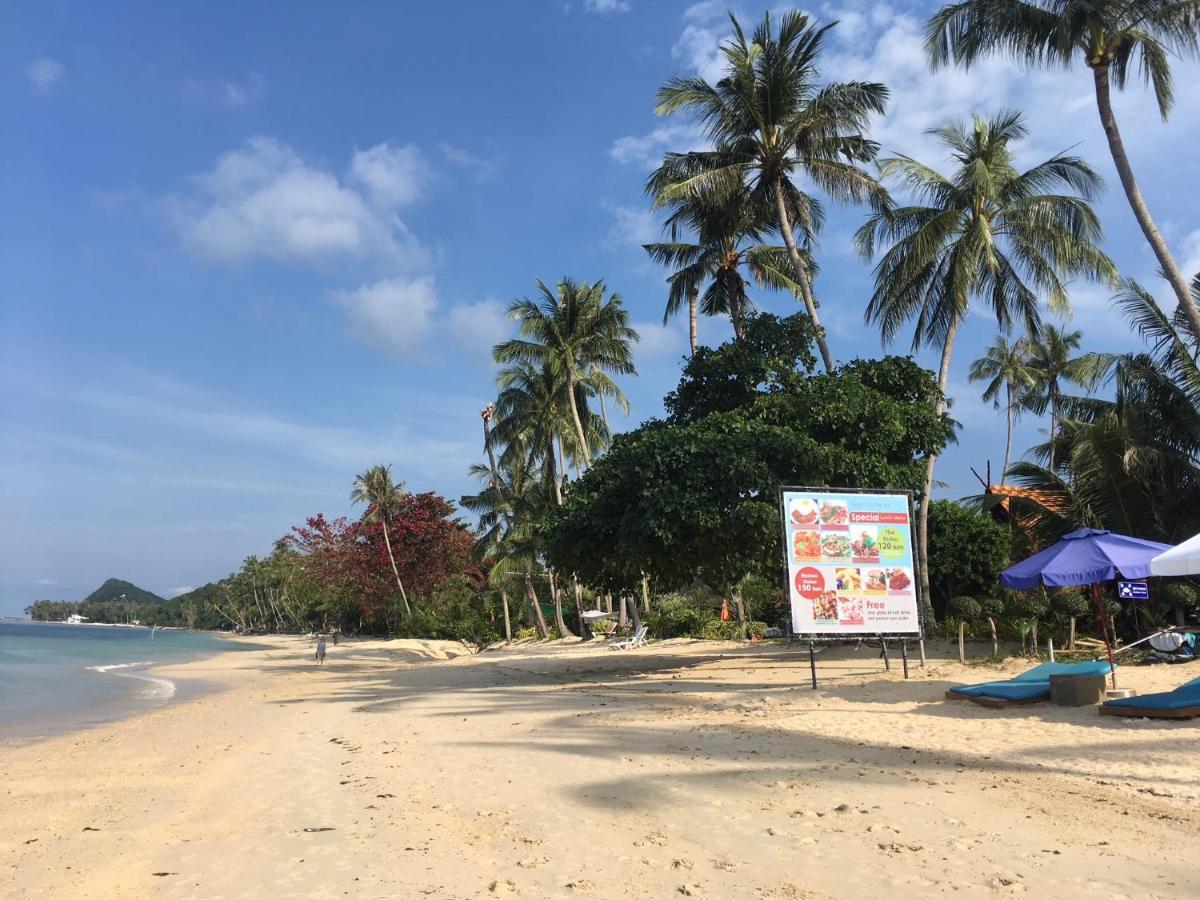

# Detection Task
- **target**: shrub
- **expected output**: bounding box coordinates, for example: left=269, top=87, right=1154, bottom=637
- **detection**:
left=700, top=619, right=740, bottom=640
left=645, top=593, right=717, bottom=639
left=1160, top=581, right=1200, bottom=626
left=927, top=501, right=1012, bottom=619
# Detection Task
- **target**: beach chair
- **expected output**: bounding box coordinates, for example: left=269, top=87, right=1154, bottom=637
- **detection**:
left=945, top=660, right=1114, bottom=708
left=608, top=625, right=648, bottom=651
left=1099, top=675, right=1200, bottom=719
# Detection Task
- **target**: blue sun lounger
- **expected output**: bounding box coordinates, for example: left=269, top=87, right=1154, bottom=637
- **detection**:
left=946, top=660, right=1114, bottom=708
left=1100, top=675, right=1200, bottom=719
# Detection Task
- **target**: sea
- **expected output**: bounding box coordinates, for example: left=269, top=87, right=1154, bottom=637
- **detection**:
left=0, top=620, right=262, bottom=744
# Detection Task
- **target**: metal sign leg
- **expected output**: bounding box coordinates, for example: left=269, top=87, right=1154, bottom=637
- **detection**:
left=809, top=639, right=817, bottom=690
left=901, top=638, right=909, bottom=679
left=880, top=635, right=890, bottom=671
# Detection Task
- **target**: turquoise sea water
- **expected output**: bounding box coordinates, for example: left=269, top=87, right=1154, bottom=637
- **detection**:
left=0, top=620, right=260, bottom=744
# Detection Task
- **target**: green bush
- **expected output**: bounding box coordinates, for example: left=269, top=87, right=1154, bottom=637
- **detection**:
left=645, top=593, right=717, bottom=639
left=699, top=619, right=740, bottom=640
left=1160, top=581, right=1200, bottom=625
left=746, top=620, right=768, bottom=639
left=739, top=576, right=788, bottom=627
left=512, top=626, right=541, bottom=640
left=927, top=501, right=1012, bottom=619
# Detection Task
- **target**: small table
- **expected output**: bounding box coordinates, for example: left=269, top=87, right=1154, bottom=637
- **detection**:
left=1050, top=674, right=1107, bottom=706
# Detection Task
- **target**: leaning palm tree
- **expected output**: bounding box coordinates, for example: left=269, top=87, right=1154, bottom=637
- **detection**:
left=645, top=169, right=811, bottom=349
left=350, top=465, right=411, bottom=617
left=494, top=278, right=637, bottom=470
left=1022, top=325, right=1103, bottom=467
left=925, top=0, right=1200, bottom=337
left=856, top=110, right=1118, bottom=624
left=653, top=10, right=891, bottom=373
left=969, top=336, right=1039, bottom=482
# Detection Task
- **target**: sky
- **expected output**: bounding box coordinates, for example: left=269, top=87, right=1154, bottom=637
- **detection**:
left=2, top=1, right=1198, bottom=615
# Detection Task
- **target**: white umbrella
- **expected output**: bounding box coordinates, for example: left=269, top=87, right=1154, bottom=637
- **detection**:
left=1150, top=534, right=1199, bottom=576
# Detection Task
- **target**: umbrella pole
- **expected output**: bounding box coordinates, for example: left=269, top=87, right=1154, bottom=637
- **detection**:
left=1093, top=583, right=1117, bottom=688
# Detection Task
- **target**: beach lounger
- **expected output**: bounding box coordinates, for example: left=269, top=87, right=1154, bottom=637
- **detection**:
left=1099, top=675, right=1200, bottom=719
left=608, top=625, right=647, bottom=651
left=945, top=660, right=1114, bottom=708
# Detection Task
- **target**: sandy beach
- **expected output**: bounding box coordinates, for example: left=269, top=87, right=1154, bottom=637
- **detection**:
left=1, top=636, right=1196, bottom=899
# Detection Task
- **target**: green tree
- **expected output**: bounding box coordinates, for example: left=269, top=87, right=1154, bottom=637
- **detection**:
left=493, top=278, right=637, bottom=471
left=856, top=110, right=1117, bottom=628
left=1022, top=325, right=1101, bottom=468
left=653, top=11, right=890, bottom=374
left=926, top=500, right=1013, bottom=617
left=350, top=464, right=411, bottom=617
left=968, top=336, right=1038, bottom=480
left=926, top=0, right=1200, bottom=337
left=644, top=170, right=809, bottom=348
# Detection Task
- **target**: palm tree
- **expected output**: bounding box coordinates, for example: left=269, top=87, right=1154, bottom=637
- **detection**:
left=644, top=170, right=811, bottom=349
left=926, top=0, right=1200, bottom=338
left=1022, top=325, right=1103, bottom=468
left=968, top=336, right=1038, bottom=481
left=653, top=11, right=891, bottom=373
left=856, top=110, right=1117, bottom=625
left=494, top=278, right=637, bottom=471
left=350, top=465, right=411, bottom=617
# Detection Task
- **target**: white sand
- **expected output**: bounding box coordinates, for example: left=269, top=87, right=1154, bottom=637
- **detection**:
left=1, top=636, right=1196, bottom=898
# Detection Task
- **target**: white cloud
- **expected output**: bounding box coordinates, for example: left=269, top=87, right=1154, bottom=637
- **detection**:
left=173, top=137, right=429, bottom=268
left=631, top=319, right=688, bottom=361
left=349, top=142, right=429, bottom=207
left=222, top=73, right=264, bottom=106
left=27, top=57, right=65, bottom=94
left=35, top=578, right=56, bottom=586
left=332, top=276, right=437, bottom=358
left=1180, top=229, right=1200, bottom=280
left=603, top=203, right=660, bottom=249
left=166, top=586, right=195, bottom=598
left=438, top=143, right=501, bottom=178
left=609, top=122, right=707, bottom=169
left=672, top=17, right=728, bottom=84
left=446, top=299, right=512, bottom=358
left=586, top=0, right=630, bottom=12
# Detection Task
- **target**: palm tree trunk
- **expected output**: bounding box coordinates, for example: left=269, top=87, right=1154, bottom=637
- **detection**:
left=918, top=318, right=961, bottom=633
left=380, top=523, right=412, bottom=617
left=1002, top=383, right=1013, bottom=483
left=731, top=300, right=746, bottom=340
left=1049, top=396, right=1058, bottom=471
left=549, top=569, right=574, bottom=638
left=482, top=414, right=500, bottom=489
left=547, top=435, right=563, bottom=506
left=500, top=587, right=512, bottom=641
left=688, top=287, right=699, bottom=355
left=773, top=176, right=835, bottom=374
left=524, top=572, right=548, bottom=637
left=564, top=367, right=592, bottom=469
left=1091, top=64, right=1200, bottom=338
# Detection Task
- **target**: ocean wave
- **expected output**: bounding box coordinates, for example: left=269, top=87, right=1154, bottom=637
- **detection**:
left=85, top=662, right=177, bottom=700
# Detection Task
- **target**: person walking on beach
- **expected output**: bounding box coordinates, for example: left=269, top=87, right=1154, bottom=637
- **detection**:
left=315, top=634, right=327, bottom=667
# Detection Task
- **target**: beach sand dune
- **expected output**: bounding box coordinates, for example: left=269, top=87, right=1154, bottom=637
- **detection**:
left=1, top=636, right=1195, bottom=898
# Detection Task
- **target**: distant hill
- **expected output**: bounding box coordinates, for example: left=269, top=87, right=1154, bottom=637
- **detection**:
left=82, top=578, right=164, bottom=605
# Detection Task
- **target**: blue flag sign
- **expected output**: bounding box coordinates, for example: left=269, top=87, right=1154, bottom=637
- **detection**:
left=1117, top=581, right=1150, bottom=600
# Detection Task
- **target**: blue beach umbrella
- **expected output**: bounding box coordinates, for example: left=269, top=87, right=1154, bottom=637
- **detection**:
left=1000, top=529, right=1173, bottom=686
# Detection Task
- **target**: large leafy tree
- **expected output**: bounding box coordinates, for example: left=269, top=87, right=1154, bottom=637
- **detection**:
left=653, top=11, right=890, bottom=374
left=968, top=335, right=1038, bottom=481
left=925, top=0, right=1200, bottom=337
left=543, top=315, right=953, bottom=623
left=644, top=172, right=808, bottom=349
left=350, top=464, right=411, bottom=617
left=1022, top=324, right=1102, bottom=467
left=856, top=111, right=1117, bottom=625
left=493, top=278, right=637, bottom=470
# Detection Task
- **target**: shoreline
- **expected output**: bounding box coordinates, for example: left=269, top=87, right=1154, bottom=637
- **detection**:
left=2, top=637, right=1196, bottom=898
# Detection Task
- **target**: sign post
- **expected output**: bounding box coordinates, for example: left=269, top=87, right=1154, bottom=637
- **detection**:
left=781, top=487, right=923, bottom=686
left=1117, top=581, right=1150, bottom=600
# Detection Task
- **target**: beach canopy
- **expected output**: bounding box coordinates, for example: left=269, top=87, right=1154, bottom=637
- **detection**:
left=1000, top=528, right=1173, bottom=590
left=1150, top=532, right=1200, bottom=577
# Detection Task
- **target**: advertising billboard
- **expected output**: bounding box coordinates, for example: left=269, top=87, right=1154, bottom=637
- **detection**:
left=782, top=488, right=921, bottom=635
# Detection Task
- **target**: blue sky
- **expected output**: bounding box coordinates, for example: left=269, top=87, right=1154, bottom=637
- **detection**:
left=3, top=1, right=1198, bottom=614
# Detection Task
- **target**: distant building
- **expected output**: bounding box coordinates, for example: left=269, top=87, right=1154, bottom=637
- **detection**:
left=65, top=613, right=88, bottom=624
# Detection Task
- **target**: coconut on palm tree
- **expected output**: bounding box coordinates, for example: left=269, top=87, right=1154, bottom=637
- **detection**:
left=1022, top=325, right=1103, bottom=468
left=925, top=0, right=1200, bottom=337
left=653, top=11, right=891, bottom=373
left=968, top=336, right=1038, bottom=481
left=493, top=278, right=637, bottom=471
left=856, top=110, right=1117, bottom=626
left=350, top=464, right=411, bottom=618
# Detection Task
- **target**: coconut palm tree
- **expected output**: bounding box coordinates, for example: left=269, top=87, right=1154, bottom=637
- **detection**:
left=1022, top=325, right=1103, bottom=467
left=856, top=110, right=1117, bottom=625
left=494, top=278, right=637, bottom=471
left=653, top=10, right=891, bottom=373
left=925, top=0, right=1200, bottom=337
left=969, top=336, right=1039, bottom=481
left=350, top=465, right=411, bottom=617
left=644, top=169, right=811, bottom=349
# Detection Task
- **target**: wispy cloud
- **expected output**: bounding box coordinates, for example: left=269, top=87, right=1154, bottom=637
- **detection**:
left=222, top=73, right=264, bottom=106
left=331, top=276, right=438, bottom=358
left=438, top=142, right=502, bottom=178
left=26, top=57, right=65, bottom=94
left=446, top=298, right=513, bottom=359
left=35, top=578, right=56, bottom=586
left=609, top=123, right=706, bottom=169
left=585, top=0, right=631, bottom=12
left=603, top=202, right=660, bottom=249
